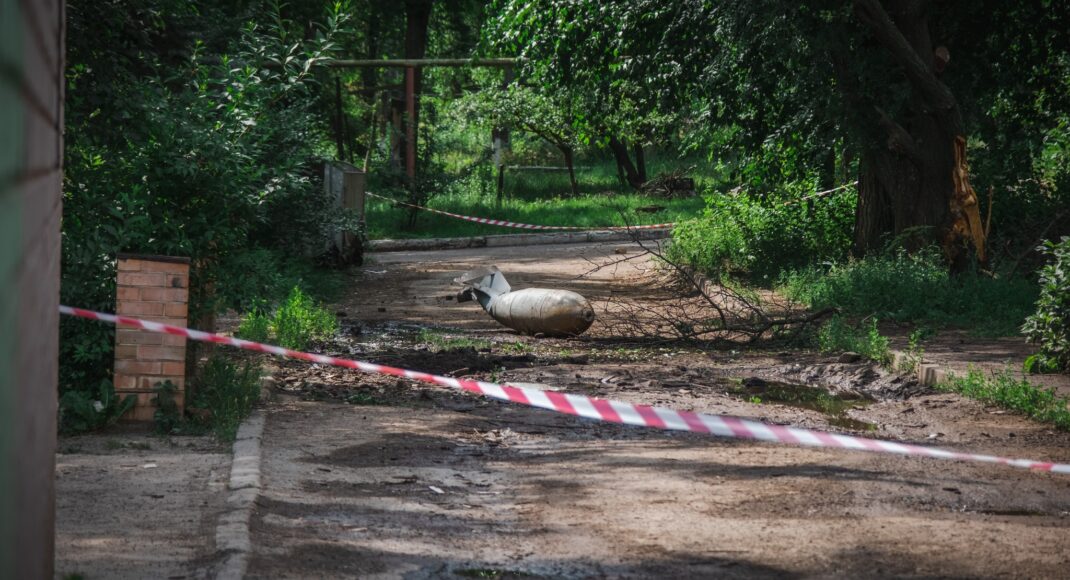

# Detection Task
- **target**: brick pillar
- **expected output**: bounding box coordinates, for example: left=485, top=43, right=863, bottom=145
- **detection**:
left=114, top=254, right=190, bottom=422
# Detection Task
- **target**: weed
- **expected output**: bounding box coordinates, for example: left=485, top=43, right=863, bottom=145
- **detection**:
left=781, top=247, right=1038, bottom=336
left=501, top=341, right=533, bottom=354
left=346, top=391, right=383, bottom=405
left=748, top=396, right=763, bottom=405
left=272, top=287, right=338, bottom=350
left=898, top=328, right=929, bottom=374
left=190, top=356, right=263, bottom=442
left=817, top=316, right=890, bottom=364
left=417, top=328, right=491, bottom=351
left=58, top=379, right=137, bottom=435
left=938, top=368, right=1070, bottom=430
left=236, top=308, right=271, bottom=343
left=153, top=380, right=182, bottom=435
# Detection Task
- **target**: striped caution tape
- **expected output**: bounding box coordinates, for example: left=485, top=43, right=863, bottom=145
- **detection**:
left=60, top=305, right=1070, bottom=475
left=366, top=192, right=676, bottom=231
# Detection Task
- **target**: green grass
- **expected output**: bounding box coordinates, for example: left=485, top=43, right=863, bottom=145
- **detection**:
left=417, top=328, right=492, bottom=351
left=816, top=315, right=891, bottom=364
left=780, top=248, right=1038, bottom=336
left=366, top=191, right=705, bottom=240
left=939, top=368, right=1070, bottom=430
left=365, top=154, right=711, bottom=240
left=190, top=356, right=263, bottom=442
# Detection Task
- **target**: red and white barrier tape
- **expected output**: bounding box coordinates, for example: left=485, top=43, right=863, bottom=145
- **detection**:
left=366, top=192, right=676, bottom=231
left=61, top=304, right=1070, bottom=475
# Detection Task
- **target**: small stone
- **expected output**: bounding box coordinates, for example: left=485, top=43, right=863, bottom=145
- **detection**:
left=838, top=352, right=864, bottom=364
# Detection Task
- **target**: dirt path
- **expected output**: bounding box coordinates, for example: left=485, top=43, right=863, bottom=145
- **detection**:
left=248, top=241, right=1070, bottom=578
left=55, top=431, right=229, bottom=579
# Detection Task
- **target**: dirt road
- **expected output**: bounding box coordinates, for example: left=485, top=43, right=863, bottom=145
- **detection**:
left=248, top=241, right=1070, bottom=578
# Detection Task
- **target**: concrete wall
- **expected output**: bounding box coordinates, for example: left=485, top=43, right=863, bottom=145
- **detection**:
left=0, top=0, right=65, bottom=577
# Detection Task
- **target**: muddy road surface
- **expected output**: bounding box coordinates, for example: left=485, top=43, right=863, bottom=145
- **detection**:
left=247, top=242, right=1070, bottom=579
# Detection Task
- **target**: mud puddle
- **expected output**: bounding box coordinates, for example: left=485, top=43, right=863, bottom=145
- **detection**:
left=731, top=378, right=877, bottom=432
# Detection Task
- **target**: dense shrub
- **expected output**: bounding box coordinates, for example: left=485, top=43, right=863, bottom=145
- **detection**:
left=61, top=2, right=352, bottom=398
left=189, top=356, right=263, bottom=442
left=668, top=186, right=854, bottom=281
left=1023, top=237, right=1070, bottom=372
left=272, top=287, right=339, bottom=350
left=781, top=247, right=1038, bottom=336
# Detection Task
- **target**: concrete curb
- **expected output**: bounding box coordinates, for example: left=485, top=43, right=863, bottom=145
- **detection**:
left=890, top=350, right=953, bottom=387
left=367, top=227, right=672, bottom=253
left=213, top=409, right=265, bottom=580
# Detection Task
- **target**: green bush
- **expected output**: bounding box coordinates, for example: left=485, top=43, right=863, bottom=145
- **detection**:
left=781, top=247, right=1038, bottom=336
left=1023, top=237, right=1070, bottom=372
left=939, top=368, right=1070, bottom=430
left=272, top=287, right=338, bottom=350
left=190, top=356, right=262, bottom=442
left=58, top=380, right=136, bottom=435
left=668, top=187, right=854, bottom=281
left=236, top=309, right=272, bottom=344
left=816, top=316, right=890, bottom=364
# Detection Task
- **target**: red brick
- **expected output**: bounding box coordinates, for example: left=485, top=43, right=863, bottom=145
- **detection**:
left=116, top=287, right=140, bottom=301
left=114, top=345, right=138, bottom=359
left=138, top=376, right=184, bottom=390
left=142, top=261, right=189, bottom=274
left=161, top=362, right=187, bottom=375
left=117, top=301, right=164, bottom=317
left=117, top=259, right=143, bottom=272
left=116, top=330, right=161, bottom=346
left=137, top=345, right=186, bottom=361
left=113, top=374, right=137, bottom=390
left=117, top=272, right=165, bottom=287
left=167, top=275, right=189, bottom=289
left=164, top=303, right=188, bottom=319
left=114, top=360, right=161, bottom=375
left=160, top=334, right=186, bottom=347
left=140, top=287, right=188, bottom=302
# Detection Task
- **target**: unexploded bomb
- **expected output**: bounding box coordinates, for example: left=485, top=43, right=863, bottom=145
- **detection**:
left=455, top=266, right=595, bottom=337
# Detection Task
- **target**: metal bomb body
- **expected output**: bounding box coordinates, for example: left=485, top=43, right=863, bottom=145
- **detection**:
left=455, top=267, right=595, bottom=337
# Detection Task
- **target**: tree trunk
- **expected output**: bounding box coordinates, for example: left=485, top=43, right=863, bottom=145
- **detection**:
left=562, top=146, right=579, bottom=197
left=634, top=142, right=647, bottom=182
left=608, top=136, right=643, bottom=189
left=393, top=0, right=433, bottom=175
left=851, top=0, right=986, bottom=268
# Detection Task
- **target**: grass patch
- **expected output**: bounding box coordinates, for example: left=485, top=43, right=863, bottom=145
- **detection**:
left=366, top=191, right=704, bottom=240
left=939, top=368, right=1070, bottom=430
left=816, top=315, right=891, bottom=364
left=781, top=248, right=1038, bottom=336
left=189, top=356, right=263, bottom=442
left=237, top=286, right=338, bottom=350
left=417, top=328, right=492, bottom=351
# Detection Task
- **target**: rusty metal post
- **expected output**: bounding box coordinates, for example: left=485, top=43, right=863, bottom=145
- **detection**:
left=405, top=66, right=416, bottom=186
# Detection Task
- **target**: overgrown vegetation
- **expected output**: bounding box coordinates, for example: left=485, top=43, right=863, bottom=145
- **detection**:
left=237, top=287, right=338, bottom=350
left=1023, top=237, right=1070, bottom=372
left=816, top=316, right=891, bottom=365
left=781, top=248, right=1038, bottom=336
left=189, top=356, right=263, bottom=442
left=939, top=368, right=1070, bottom=431
left=58, top=380, right=136, bottom=435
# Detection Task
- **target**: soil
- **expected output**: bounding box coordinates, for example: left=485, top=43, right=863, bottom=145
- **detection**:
left=54, top=428, right=230, bottom=579
left=246, top=241, right=1070, bottom=578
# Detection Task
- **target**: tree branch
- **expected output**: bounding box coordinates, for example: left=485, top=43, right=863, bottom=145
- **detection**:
left=875, top=106, right=924, bottom=165
left=853, top=0, right=956, bottom=112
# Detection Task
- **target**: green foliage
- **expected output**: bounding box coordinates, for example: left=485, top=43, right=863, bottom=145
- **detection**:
left=152, top=380, right=182, bottom=435
left=1022, top=237, right=1070, bottom=372
left=237, top=309, right=272, bottom=344
left=190, top=356, right=263, bottom=442
left=816, top=316, right=890, bottom=365
left=61, top=1, right=352, bottom=403
left=781, top=248, right=1038, bottom=336
left=58, top=380, right=136, bottom=435
left=417, top=328, right=491, bottom=351
left=272, top=287, right=338, bottom=350
left=939, top=368, right=1070, bottom=431
left=668, top=186, right=855, bottom=281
